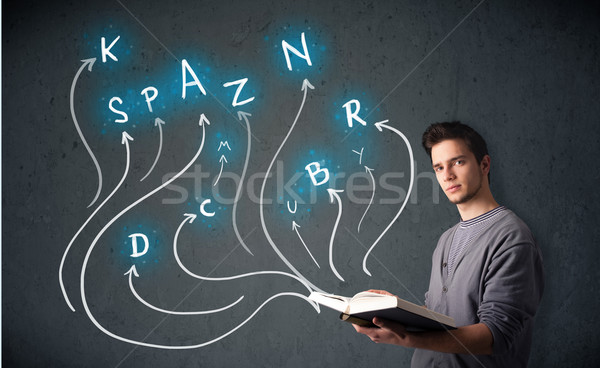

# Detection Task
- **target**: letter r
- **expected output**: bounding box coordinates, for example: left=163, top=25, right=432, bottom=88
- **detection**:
left=342, top=99, right=367, bottom=128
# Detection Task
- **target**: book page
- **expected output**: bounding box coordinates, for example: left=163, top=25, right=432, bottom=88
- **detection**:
left=350, top=291, right=392, bottom=301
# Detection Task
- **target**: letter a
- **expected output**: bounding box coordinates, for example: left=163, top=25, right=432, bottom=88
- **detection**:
left=281, top=32, right=312, bottom=71
left=129, top=233, right=149, bottom=258
left=342, top=99, right=367, bottom=128
left=305, top=162, right=330, bottom=186
left=181, top=59, right=207, bottom=99
left=101, top=36, right=120, bottom=63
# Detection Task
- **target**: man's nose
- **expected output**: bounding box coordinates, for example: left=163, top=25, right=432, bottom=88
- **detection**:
left=444, top=168, right=456, bottom=181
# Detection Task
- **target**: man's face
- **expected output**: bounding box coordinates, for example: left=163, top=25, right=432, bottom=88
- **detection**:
left=431, top=139, right=487, bottom=205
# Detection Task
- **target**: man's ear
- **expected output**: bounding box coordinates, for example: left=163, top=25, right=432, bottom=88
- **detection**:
left=480, top=155, right=491, bottom=175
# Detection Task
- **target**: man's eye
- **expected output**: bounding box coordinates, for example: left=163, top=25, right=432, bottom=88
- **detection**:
left=455, top=160, right=464, bottom=165
left=435, top=166, right=443, bottom=171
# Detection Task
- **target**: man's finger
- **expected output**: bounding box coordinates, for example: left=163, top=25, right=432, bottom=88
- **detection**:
left=353, top=324, right=379, bottom=334
left=373, top=317, right=406, bottom=333
left=367, top=289, right=394, bottom=296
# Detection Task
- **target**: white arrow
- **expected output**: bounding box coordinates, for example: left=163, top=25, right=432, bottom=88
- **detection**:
left=362, top=120, right=415, bottom=276
left=231, top=111, right=255, bottom=256
left=70, top=58, right=103, bottom=208
left=259, top=79, right=325, bottom=293
left=59, top=131, right=133, bottom=312
left=140, top=117, right=166, bottom=182
left=80, top=114, right=212, bottom=348
left=326, top=188, right=345, bottom=282
left=125, top=265, right=245, bottom=315
left=292, top=221, right=320, bottom=268
left=173, top=214, right=317, bottom=301
left=213, top=154, right=228, bottom=187
left=357, top=166, right=375, bottom=233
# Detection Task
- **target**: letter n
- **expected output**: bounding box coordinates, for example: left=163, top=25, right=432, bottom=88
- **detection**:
left=281, top=32, right=312, bottom=71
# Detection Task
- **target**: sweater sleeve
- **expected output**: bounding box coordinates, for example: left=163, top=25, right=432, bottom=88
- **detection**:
left=477, top=238, right=545, bottom=355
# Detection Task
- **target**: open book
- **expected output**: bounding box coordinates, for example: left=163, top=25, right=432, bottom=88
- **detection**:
left=309, top=291, right=456, bottom=331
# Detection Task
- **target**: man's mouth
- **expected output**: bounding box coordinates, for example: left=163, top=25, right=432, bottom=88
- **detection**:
left=446, top=185, right=461, bottom=193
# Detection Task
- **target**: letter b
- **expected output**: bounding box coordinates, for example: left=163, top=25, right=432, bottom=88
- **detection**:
left=305, top=162, right=330, bottom=186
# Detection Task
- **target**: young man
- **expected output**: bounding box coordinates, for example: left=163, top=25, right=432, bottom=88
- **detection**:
left=353, top=122, right=544, bottom=367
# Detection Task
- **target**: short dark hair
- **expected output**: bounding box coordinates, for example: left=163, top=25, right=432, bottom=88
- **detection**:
left=422, top=121, right=489, bottom=163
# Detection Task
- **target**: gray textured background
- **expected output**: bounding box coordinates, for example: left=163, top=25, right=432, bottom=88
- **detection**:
left=3, top=0, right=600, bottom=367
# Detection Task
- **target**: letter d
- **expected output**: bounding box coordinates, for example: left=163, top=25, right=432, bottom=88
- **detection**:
left=129, top=233, right=149, bottom=258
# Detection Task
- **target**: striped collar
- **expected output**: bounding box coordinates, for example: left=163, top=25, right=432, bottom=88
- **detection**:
left=459, top=206, right=507, bottom=228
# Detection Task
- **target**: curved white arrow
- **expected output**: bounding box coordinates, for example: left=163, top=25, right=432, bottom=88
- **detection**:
left=291, top=221, right=320, bottom=268
left=231, top=111, right=254, bottom=256
left=60, top=131, right=133, bottom=312
left=173, top=214, right=318, bottom=303
left=213, top=155, right=227, bottom=186
left=140, top=117, right=165, bottom=182
left=81, top=291, right=314, bottom=349
left=80, top=114, right=210, bottom=347
left=70, top=58, right=102, bottom=208
left=357, top=166, right=375, bottom=233
left=362, top=120, right=414, bottom=276
left=259, top=79, right=325, bottom=293
left=125, top=265, right=244, bottom=315
left=326, top=188, right=345, bottom=282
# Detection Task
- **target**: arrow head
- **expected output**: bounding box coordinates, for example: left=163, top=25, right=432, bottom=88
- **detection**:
left=124, top=265, right=139, bottom=278
left=219, top=155, right=228, bottom=163
left=326, top=188, right=344, bottom=203
left=237, top=111, right=252, bottom=122
left=364, top=166, right=374, bottom=173
left=199, top=113, right=211, bottom=126
left=184, top=213, right=197, bottom=223
left=374, top=119, right=390, bottom=132
left=121, top=131, right=134, bottom=144
left=81, top=57, right=97, bottom=72
left=301, top=79, right=315, bottom=91
left=292, top=221, right=301, bottom=231
left=154, top=117, right=166, bottom=126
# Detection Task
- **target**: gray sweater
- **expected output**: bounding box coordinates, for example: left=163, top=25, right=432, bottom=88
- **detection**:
left=411, top=208, right=545, bottom=367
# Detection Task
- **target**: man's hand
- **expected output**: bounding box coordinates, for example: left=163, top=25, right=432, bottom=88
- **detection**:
left=353, top=289, right=413, bottom=346
left=352, top=317, right=412, bottom=347
left=350, top=289, right=494, bottom=354
left=365, top=289, right=395, bottom=296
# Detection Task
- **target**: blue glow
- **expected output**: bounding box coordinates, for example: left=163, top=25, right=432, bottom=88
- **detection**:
left=92, top=49, right=221, bottom=139
left=115, top=219, right=165, bottom=273
left=264, top=22, right=329, bottom=84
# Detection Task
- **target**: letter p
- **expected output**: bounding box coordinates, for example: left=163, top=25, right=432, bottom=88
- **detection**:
left=141, top=87, right=158, bottom=113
